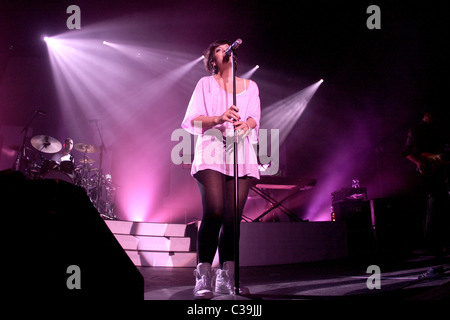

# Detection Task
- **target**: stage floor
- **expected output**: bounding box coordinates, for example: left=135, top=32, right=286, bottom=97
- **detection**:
left=139, top=253, right=449, bottom=300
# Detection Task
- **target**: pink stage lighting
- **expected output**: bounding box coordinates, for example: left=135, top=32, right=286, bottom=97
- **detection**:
left=44, top=27, right=206, bottom=222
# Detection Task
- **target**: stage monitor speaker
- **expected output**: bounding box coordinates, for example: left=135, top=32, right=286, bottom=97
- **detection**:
left=0, top=170, right=144, bottom=300
left=332, top=200, right=374, bottom=256
left=370, top=198, right=407, bottom=255
left=333, top=200, right=372, bottom=230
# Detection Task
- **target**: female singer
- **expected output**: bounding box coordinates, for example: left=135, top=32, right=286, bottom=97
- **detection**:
left=182, top=39, right=261, bottom=299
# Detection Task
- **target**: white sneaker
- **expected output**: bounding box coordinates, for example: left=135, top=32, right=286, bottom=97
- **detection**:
left=193, top=263, right=214, bottom=299
left=418, top=266, right=444, bottom=280
left=215, top=261, right=250, bottom=295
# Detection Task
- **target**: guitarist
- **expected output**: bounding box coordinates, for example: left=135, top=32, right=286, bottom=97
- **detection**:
left=403, top=104, right=449, bottom=277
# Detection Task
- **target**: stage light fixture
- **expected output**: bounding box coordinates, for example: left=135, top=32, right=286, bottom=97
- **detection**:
left=43, top=36, right=59, bottom=47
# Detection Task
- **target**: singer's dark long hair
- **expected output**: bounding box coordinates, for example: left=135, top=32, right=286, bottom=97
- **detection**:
left=203, top=39, right=238, bottom=75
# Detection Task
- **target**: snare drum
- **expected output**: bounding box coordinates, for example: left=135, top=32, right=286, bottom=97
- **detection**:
left=43, top=170, right=73, bottom=184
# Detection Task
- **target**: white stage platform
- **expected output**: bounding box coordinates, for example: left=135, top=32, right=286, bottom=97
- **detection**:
left=105, top=220, right=348, bottom=267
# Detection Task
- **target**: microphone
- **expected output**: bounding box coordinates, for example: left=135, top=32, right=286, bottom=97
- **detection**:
left=224, top=39, right=242, bottom=56
left=35, top=110, right=47, bottom=115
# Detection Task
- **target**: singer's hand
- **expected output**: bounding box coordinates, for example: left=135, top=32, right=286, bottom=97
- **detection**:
left=233, top=121, right=250, bottom=136
left=220, top=105, right=240, bottom=124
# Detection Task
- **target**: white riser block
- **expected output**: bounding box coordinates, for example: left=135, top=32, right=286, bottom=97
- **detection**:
left=105, top=220, right=187, bottom=237
left=125, top=250, right=197, bottom=267
left=114, top=234, right=191, bottom=252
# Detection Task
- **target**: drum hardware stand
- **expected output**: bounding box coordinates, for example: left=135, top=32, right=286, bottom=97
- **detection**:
left=73, top=140, right=115, bottom=219
left=12, top=110, right=41, bottom=173
left=99, top=176, right=117, bottom=220
left=80, top=151, right=90, bottom=189
left=92, top=119, right=108, bottom=216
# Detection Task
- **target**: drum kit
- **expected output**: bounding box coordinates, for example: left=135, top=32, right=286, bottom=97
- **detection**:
left=16, top=134, right=117, bottom=219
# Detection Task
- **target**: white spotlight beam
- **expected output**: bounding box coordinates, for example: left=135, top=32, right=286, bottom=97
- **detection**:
left=239, top=65, right=260, bottom=79
left=115, top=54, right=205, bottom=127
left=261, top=79, right=323, bottom=146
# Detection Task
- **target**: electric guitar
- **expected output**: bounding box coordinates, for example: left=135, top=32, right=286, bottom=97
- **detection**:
left=418, top=152, right=450, bottom=176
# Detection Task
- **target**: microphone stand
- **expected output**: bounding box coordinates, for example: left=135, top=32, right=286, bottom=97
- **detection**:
left=231, top=50, right=241, bottom=296
left=213, top=43, right=250, bottom=301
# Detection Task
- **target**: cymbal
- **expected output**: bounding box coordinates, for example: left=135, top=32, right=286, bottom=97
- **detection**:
left=79, top=158, right=95, bottom=164
left=74, top=143, right=100, bottom=153
left=30, top=135, right=62, bottom=153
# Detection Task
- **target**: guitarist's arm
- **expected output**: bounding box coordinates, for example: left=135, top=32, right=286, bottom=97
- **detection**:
left=406, top=153, right=430, bottom=176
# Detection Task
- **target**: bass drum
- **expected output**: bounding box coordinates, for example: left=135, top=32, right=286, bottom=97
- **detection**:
left=60, top=160, right=75, bottom=175
left=40, top=160, right=59, bottom=176
left=42, top=170, right=73, bottom=184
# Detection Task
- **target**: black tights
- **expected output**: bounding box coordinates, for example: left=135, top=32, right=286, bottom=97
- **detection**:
left=194, top=169, right=253, bottom=267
